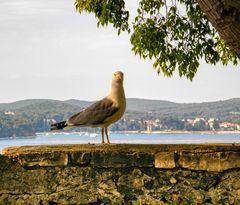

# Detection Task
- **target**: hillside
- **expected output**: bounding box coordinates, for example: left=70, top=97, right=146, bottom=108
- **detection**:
left=63, top=99, right=91, bottom=108
left=140, top=98, right=240, bottom=119
left=1, top=98, right=240, bottom=119
left=0, top=98, right=240, bottom=138
left=0, top=99, right=51, bottom=110
left=126, top=98, right=240, bottom=120
left=126, top=98, right=178, bottom=112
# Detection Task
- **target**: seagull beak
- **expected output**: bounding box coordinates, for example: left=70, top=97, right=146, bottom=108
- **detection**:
left=114, top=74, right=122, bottom=81
left=115, top=74, right=122, bottom=81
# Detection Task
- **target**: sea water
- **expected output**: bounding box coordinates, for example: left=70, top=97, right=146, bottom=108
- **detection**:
left=0, top=132, right=240, bottom=151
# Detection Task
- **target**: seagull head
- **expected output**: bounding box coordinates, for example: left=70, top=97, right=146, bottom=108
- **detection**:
left=112, top=71, right=124, bottom=84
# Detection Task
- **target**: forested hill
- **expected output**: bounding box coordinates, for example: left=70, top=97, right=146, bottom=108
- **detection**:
left=1, top=98, right=240, bottom=119
left=1, top=98, right=240, bottom=138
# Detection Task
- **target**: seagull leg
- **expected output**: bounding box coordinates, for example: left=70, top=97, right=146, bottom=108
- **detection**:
left=105, top=127, right=110, bottom=144
left=101, top=128, right=105, bottom=144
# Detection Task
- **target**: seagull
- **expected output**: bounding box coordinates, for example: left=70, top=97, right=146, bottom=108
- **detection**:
left=51, top=71, right=126, bottom=144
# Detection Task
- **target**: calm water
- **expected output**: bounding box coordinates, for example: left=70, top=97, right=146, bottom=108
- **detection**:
left=0, top=132, right=240, bottom=151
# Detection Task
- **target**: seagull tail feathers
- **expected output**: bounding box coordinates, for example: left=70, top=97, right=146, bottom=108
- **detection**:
left=51, top=121, right=67, bottom=130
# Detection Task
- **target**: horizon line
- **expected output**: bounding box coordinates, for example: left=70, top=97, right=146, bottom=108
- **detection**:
left=0, top=97, right=239, bottom=105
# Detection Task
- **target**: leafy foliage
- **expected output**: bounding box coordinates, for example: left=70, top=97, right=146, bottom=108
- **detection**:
left=75, top=0, right=130, bottom=34
left=75, top=0, right=238, bottom=80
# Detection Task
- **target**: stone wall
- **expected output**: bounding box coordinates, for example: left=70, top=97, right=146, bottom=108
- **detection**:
left=0, top=144, right=240, bottom=204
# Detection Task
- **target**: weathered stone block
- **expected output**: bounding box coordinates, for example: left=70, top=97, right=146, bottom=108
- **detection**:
left=49, top=185, right=98, bottom=204
left=134, top=152, right=154, bottom=167
left=154, top=152, right=176, bottom=168
left=219, top=151, right=240, bottom=171
left=68, top=152, right=91, bottom=166
left=91, top=151, right=134, bottom=168
left=0, top=155, right=23, bottom=172
left=179, top=151, right=240, bottom=172
left=179, top=152, right=219, bottom=171
left=1, top=144, right=240, bottom=204
left=0, top=194, right=44, bottom=205
left=0, top=169, right=58, bottom=194
left=16, top=152, right=68, bottom=167
left=0, top=156, right=43, bottom=194
left=52, top=167, right=99, bottom=204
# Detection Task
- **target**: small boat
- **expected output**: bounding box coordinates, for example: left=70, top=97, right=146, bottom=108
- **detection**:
left=89, top=133, right=98, bottom=138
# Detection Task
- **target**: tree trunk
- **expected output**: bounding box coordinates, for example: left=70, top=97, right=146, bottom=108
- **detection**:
left=197, top=0, right=240, bottom=58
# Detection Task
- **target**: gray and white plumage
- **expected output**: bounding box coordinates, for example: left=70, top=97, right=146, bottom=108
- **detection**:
left=51, top=71, right=126, bottom=143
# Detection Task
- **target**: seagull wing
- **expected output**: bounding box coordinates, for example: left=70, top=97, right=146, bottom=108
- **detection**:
left=67, top=98, right=119, bottom=126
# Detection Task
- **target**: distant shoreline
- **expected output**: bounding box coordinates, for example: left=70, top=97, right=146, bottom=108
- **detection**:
left=113, top=130, right=240, bottom=134
left=36, top=130, right=240, bottom=135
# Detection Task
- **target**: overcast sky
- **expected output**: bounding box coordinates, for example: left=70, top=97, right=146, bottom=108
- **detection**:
left=0, top=0, right=239, bottom=103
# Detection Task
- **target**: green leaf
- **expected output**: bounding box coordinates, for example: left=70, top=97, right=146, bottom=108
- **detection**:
left=75, top=0, right=239, bottom=80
